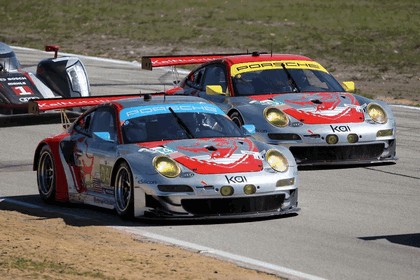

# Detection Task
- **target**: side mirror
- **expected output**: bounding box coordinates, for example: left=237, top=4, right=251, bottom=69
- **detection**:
left=241, top=124, right=255, bottom=136
left=342, top=81, right=355, bottom=93
left=206, top=85, right=225, bottom=95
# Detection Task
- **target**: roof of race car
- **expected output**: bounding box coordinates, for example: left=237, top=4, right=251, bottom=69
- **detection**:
left=114, top=95, right=209, bottom=107
left=219, top=53, right=313, bottom=65
left=141, top=52, right=314, bottom=70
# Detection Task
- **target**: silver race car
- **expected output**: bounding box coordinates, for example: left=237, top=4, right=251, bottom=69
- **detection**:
left=32, top=95, right=299, bottom=219
left=142, top=52, right=397, bottom=166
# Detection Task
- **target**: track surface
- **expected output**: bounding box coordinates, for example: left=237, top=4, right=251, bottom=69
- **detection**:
left=1, top=47, right=419, bottom=280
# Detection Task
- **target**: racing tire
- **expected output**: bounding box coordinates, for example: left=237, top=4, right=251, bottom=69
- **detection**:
left=37, top=145, right=56, bottom=203
left=229, top=111, right=244, bottom=127
left=114, top=162, right=135, bottom=218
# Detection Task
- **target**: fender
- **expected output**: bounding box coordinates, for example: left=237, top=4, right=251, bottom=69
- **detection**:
left=34, top=134, right=70, bottom=202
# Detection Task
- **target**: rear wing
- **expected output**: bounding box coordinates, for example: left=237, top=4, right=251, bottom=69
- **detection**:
left=28, top=93, right=162, bottom=129
left=28, top=94, right=150, bottom=114
left=141, top=53, right=250, bottom=70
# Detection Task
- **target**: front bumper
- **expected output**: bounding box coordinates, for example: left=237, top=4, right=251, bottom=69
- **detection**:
left=135, top=188, right=299, bottom=219
left=253, top=122, right=397, bottom=165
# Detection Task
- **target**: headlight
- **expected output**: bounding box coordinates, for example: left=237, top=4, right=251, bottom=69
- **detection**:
left=367, top=103, right=387, bottom=124
left=153, top=156, right=181, bottom=178
left=66, top=61, right=90, bottom=97
left=264, top=107, right=289, bottom=127
left=266, top=149, right=288, bottom=172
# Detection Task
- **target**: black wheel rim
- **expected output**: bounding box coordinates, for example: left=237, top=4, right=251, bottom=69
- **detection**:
left=38, top=152, right=54, bottom=196
left=115, top=166, right=132, bottom=212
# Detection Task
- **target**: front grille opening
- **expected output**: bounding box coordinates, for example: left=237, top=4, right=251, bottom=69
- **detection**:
left=158, top=185, right=194, bottom=192
left=181, top=194, right=285, bottom=216
left=268, top=133, right=302, bottom=141
left=290, top=143, right=385, bottom=163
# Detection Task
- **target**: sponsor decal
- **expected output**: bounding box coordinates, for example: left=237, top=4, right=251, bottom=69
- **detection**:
left=225, top=175, right=248, bottom=184
left=104, top=188, right=114, bottom=195
left=231, top=60, right=328, bottom=76
left=249, top=99, right=284, bottom=106
left=283, top=92, right=364, bottom=124
left=7, top=77, right=27, bottom=81
left=241, top=150, right=264, bottom=160
left=138, top=179, right=158, bottom=184
left=180, top=172, right=195, bottom=178
left=8, top=82, right=27, bottom=86
left=174, top=138, right=263, bottom=174
left=19, top=96, right=39, bottom=103
left=330, top=125, right=351, bottom=133
left=99, top=164, right=112, bottom=185
left=290, top=122, right=303, bottom=127
left=120, top=103, right=224, bottom=121
left=93, top=196, right=114, bottom=206
left=12, top=86, right=33, bottom=96
left=138, top=146, right=177, bottom=155
left=344, top=103, right=367, bottom=112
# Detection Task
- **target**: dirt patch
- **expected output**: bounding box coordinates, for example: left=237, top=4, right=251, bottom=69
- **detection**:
left=0, top=209, right=283, bottom=280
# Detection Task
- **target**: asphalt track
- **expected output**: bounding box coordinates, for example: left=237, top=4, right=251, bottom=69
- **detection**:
left=0, top=47, right=419, bottom=280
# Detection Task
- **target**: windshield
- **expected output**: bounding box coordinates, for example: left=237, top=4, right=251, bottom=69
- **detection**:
left=231, top=67, right=344, bottom=96
left=122, top=111, right=243, bottom=143
left=0, top=52, right=20, bottom=72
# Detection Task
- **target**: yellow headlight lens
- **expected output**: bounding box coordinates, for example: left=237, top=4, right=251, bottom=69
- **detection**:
left=326, top=134, right=339, bottom=144
left=220, top=185, right=234, bottom=196
left=153, top=156, right=181, bottom=178
left=243, top=184, right=256, bottom=195
left=347, top=133, right=359, bottom=143
left=266, top=149, right=289, bottom=172
left=376, top=129, right=393, bottom=137
left=367, top=103, right=387, bottom=124
left=264, top=107, right=289, bottom=127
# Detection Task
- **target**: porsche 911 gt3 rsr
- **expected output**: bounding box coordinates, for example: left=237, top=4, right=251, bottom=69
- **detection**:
left=142, top=52, right=397, bottom=166
left=0, top=42, right=90, bottom=115
left=32, top=95, right=299, bottom=219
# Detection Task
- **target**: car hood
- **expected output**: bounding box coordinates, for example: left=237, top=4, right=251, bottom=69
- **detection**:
left=138, top=137, right=264, bottom=174
left=247, top=92, right=365, bottom=124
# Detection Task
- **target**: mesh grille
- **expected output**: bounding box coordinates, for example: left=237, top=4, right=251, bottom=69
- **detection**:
left=290, top=143, right=385, bottom=163
left=181, top=194, right=285, bottom=216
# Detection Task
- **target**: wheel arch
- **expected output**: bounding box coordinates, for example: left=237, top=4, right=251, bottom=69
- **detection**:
left=33, top=141, right=48, bottom=171
left=34, top=140, right=69, bottom=202
left=227, top=109, right=245, bottom=125
left=110, top=158, right=130, bottom=187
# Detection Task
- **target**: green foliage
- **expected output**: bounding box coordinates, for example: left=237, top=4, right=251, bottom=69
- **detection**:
left=0, top=0, right=418, bottom=73
left=5, top=257, right=110, bottom=279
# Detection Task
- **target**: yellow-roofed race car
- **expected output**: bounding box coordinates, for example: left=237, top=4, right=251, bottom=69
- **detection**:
left=142, top=52, right=396, bottom=166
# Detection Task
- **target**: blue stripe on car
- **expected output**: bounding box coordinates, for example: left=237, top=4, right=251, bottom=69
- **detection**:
left=120, top=103, right=225, bottom=121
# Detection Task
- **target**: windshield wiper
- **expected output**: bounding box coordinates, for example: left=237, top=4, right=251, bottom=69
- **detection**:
left=281, top=63, right=300, bottom=93
left=168, top=107, right=194, bottom=139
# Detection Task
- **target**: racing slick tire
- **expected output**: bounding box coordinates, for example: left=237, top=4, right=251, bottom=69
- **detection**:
left=114, top=162, right=135, bottom=218
left=229, top=111, right=244, bottom=127
left=37, top=145, right=56, bottom=203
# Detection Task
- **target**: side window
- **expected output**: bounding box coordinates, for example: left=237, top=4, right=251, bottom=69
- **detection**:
left=90, top=107, right=117, bottom=142
left=186, top=68, right=205, bottom=89
left=74, top=111, right=95, bottom=136
left=202, top=65, right=227, bottom=92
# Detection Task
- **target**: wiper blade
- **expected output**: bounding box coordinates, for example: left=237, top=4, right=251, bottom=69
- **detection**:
left=168, top=107, right=194, bottom=139
left=281, top=63, right=300, bottom=93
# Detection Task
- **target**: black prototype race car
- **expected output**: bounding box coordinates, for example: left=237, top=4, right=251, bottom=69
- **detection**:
left=0, top=42, right=90, bottom=115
